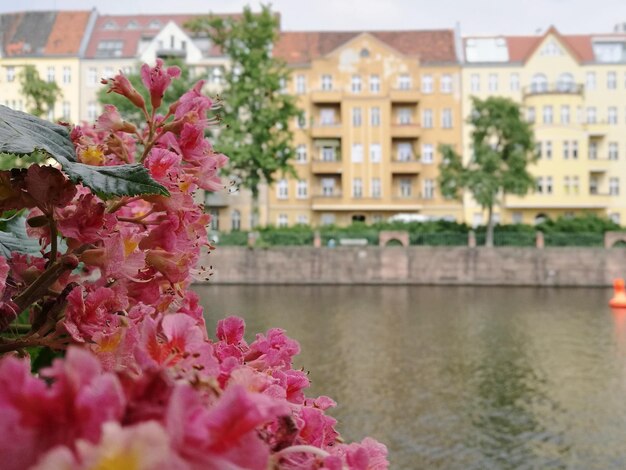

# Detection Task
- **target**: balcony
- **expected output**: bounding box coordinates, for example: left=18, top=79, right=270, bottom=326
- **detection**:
left=310, top=124, right=343, bottom=138
left=585, top=121, right=609, bottom=137
left=391, top=124, right=420, bottom=139
left=311, top=158, right=342, bottom=174
left=204, top=191, right=229, bottom=207
left=311, top=89, right=342, bottom=103
left=156, top=48, right=187, bottom=60
left=389, top=88, right=420, bottom=103
left=312, top=192, right=343, bottom=210
left=504, top=193, right=610, bottom=209
left=522, top=82, right=584, bottom=98
left=390, top=158, right=421, bottom=174
left=588, top=156, right=612, bottom=172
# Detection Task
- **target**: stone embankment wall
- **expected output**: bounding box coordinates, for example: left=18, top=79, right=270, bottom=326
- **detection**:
left=199, top=247, right=626, bottom=287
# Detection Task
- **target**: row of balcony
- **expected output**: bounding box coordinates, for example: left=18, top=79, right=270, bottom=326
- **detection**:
left=311, top=159, right=421, bottom=174
left=523, top=82, right=584, bottom=97
left=309, top=123, right=421, bottom=138
left=310, top=88, right=420, bottom=104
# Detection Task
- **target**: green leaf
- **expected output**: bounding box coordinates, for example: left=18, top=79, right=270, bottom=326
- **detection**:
left=0, top=105, right=169, bottom=198
left=0, top=212, right=41, bottom=258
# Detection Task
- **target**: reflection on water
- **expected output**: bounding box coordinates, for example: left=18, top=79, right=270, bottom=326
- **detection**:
left=194, top=285, right=626, bottom=469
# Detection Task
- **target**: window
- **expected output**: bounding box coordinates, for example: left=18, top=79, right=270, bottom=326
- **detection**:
left=103, top=66, right=114, bottom=78
left=297, top=112, right=307, bottom=129
left=371, top=178, right=381, bottom=198
left=321, top=213, right=335, bottom=225
left=87, top=101, right=98, bottom=120
left=296, top=180, right=308, bottom=198
left=545, top=176, right=553, bottom=194
left=321, top=74, right=332, bottom=91
left=609, top=142, right=619, bottom=160
left=488, top=73, right=498, bottom=91
left=95, top=40, right=123, bottom=57
left=440, top=74, right=452, bottom=93
left=296, top=74, right=306, bottom=94
left=62, top=101, right=70, bottom=120
left=542, top=106, right=553, bottom=124
left=541, top=39, right=562, bottom=56
left=587, top=107, right=597, bottom=123
left=398, top=74, right=411, bottom=90
left=231, top=210, right=241, bottom=231
left=321, top=178, right=335, bottom=196
left=62, top=66, right=71, bottom=84
left=608, top=71, right=617, bottom=89
left=572, top=176, right=580, bottom=195
left=370, top=107, right=380, bottom=126
left=370, top=74, right=380, bottom=93
left=536, top=177, right=544, bottom=194
left=87, top=67, right=98, bottom=86
left=209, top=208, right=219, bottom=231
left=210, top=67, right=223, bottom=84
left=295, top=144, right=307, bottom=163
left=545, top=141, right=552, bottom=159
left=277, top=214, right=288, bottom=227
left=352, top=178, right=363, bottom=198
left=321, top=146, right=336, bottom=161
left=422, top=109, right=433, bottom=128
left=297, top=214, right=309, bottom=225
left=423, top=179, right=435, bottom=199
left=370, top=143, right=381, bottom=163
left=320, top=108, right=336, bottom=125
left=590, top=176, right=599, bottom=194
left=277, top=179, right=288, bottom=199
left=608, top=106, right=618, bottom=124
left=399, top=178, right=412, bottom=197
left=351, top=144, right=363, bottom=163
left=536, top=141, right=542, bottom=159
left=397, top=143, right=413, bottom=161
left=397, top=108, right=412, bottom=124
left=351, top=75, right=361, bottom=93
left=527, top=107, right=536, bottom=123
left=472, top=213, right=483, bottom=227
left=279, top=78, right=287, bottom=93
left=589, top=141, right=598, bottom=159
left=610, top=177, right=620, bottom=195
left=47, top=67, right=55, bottom=83
left=442, top=108, right=453, bottom=128
left=531, top=73, right=547, bottom=93
left=586, top=72, right=596, bottom=90
left=563, top=141, right=569, bottom=159
left=6, top=66, right=15, bottom=82
left=352, top=107, right=362, bottom=127
left=512, top=212, right=523, bottom=224
left=421, top=75, right=433, bottom=93
left=421, top=144, right=434, bottom=163
left=560, top=105, right=570, bottom=124
left=557, top=73, right=574, bottom=92
left=611, top=213, right=621, bottom=225
left=509, top=73, right=520, bottom=91
left=572, top=141, right=578, bottom=159
left=470, top=74, right=480, bottom=92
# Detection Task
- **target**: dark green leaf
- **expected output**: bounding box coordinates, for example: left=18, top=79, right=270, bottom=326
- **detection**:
left=0, top=212, right=41, bottom=258
left=0, top=105, right=169, bottom=198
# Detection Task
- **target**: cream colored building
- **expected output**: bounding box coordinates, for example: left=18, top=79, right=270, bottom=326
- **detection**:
left=270, top=30, right=464, bottom=227
left=0, top=11, right=95, bottom=123
left=462, top=26, right=626, bottom=226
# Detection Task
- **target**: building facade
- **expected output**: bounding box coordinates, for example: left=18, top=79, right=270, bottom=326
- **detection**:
left=270, top=30, right=464, bottom=227
left=462, top=27, right=626, bottom=226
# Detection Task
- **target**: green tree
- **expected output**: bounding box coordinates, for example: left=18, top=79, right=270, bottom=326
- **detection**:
left=19, top=65, right=61, bottom=118
left=98, top=59, right=194, bottom=124
left=439, top=96, right=536, bottom=247
left=187, top=6, right=301, bottom=226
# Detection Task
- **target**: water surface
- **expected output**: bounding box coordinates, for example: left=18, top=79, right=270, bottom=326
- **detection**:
left=194, top=285, right=626, bottom=469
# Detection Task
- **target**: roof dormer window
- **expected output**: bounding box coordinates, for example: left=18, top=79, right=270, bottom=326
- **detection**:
left=148, top=20, right=161, bottom=30
left=360, top=48, right=370, bottom=58
left=540, top=39, right=563, bottom=56
left=103, top=21, right=117, bottom=30
left=127, top=20, right=139, bottom=30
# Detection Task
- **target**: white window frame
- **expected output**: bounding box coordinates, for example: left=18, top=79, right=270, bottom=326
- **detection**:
left=421, top=144, right=434, bottom=163
left=370, top=143, right=381, bottom=163
left=351, top=74, right=362, bottom=93
left=370, top=107, right=381, bottom=126
left=440, top=74, right=452, bottom=93
left=422, top=109, right=433, bottom=128
left=442, top=108, right=453, bottom=128
left=351, top=143, right=363, bottom=163
left=370, top=74, right=380, bottom=93
left=397, top=143, right=413, bottom=161
left=296, top=74, right=306, bottom=94
left=62, top=66, right=71, bottom=84
left=295, top=144, right=307, bottom=163
left=277, top=179, right=289, bottom=199
left=321, top=74, right=333, bottom=91
left=421, top=75, right=433, bottom=93
left=352, top=178, right=363, bottom=198
left=371, top=178, right=381, bottom=198
left=296, top=180, right=308, bottom=199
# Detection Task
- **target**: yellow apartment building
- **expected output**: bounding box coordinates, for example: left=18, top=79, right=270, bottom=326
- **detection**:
left=462, top=26, right=626, bottom=226
left=0, top=11, right=95, bottom=123
left=270, top=30, right=464, bottom=227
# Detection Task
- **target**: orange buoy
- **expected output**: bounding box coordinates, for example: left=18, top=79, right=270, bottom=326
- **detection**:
left=609, top=278, right=626, bottom=308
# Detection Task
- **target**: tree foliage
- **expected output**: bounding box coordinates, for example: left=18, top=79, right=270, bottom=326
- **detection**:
left=97, top=59, right=195, bottom=124
left=439, top=96, right=536, bottom=246
left=19, top=65, right=62, bottom=118
left=187, top=6, right=301, bottom=213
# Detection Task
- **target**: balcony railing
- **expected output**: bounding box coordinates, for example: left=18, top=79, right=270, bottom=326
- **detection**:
left=311, top=158, right=342, bottom=174
left=389, top=87, right=420, bottom=102
left=391, top=123, right=420, bottom=138
left=310, top=123, right=342, bottom=138
left=310, top=89, right=342, bottom=103
left=523, top=82, right=584, bottom=97
left=390, top=158, right=421, bottom=174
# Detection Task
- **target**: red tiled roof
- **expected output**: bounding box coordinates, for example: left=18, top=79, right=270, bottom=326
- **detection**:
left=45, top=11, right=91, bottom=55
left=274, top=30, right=458, bottom=65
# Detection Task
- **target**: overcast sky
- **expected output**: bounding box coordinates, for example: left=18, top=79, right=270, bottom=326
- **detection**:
left=6, top=0, right=626, bottom=35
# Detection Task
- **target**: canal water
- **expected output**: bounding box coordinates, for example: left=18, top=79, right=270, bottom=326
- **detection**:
left=194, top=285, right=626, bottom=469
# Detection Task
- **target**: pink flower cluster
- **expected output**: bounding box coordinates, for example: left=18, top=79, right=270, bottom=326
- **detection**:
left=0, top=62, right=388, bottom=469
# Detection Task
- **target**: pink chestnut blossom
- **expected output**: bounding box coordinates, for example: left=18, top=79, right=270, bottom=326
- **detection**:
left=101, top=73, right=146, bottom=110
left=141, top=59, right=181, bottom=111
left=55, top=190, right=116, bottom=244
left=95, top=104, right=137, bottom=134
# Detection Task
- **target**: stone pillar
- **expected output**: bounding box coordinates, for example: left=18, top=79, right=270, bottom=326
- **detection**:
left=313, top=231, right=321, bottom=248
left=468, top=230, right=476, bottom=248
left=536, top=231, right=544, bottom=249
